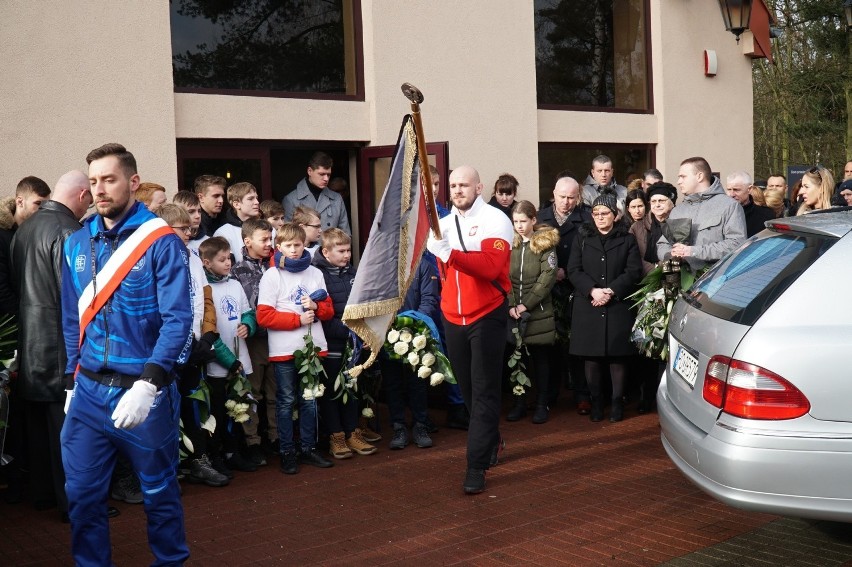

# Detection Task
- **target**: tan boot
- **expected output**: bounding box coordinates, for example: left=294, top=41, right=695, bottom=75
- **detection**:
left=346, top=428, right=378, bottom=455
left=329, top=432, right=353, bottom=459
left=359, top=416, right=382, bottom=442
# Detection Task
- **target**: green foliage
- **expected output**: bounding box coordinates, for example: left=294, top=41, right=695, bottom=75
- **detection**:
left=754, top=0, right=850, bottom=178
left=508, top=327, right=531, bottom=395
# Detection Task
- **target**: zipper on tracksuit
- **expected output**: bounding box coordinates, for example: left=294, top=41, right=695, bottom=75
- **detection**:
left=100, top=236, right=121, bottom=370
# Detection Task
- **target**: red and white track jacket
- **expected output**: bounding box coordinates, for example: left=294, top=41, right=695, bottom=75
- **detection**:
left=435, top=197, right=514, bottom=326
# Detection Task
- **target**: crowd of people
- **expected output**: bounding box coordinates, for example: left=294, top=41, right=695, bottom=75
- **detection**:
left=2, top=144, right=851, bottom=564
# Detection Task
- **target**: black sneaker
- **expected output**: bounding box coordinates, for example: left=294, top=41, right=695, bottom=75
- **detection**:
left=463, top=468, right=486, bottom=495
left=532, top=404, right=549, bottom=424
left=412, top=423, right=433, bottom=448
left=298, top=448, right=333, bottom=468
left=280, top=451, right=298, bottom=475
left=446, top=403, right=470, bottom=430
left=246, top=444, right=267, bottom=467
left=110, top=473, right=143, bottom=504
left=211, top=454, right=234, bottom=479
left=226, top=452, right=258, bottom=473
left=389, top=423, right=409, bottom=450
left=489, top=437, right=505, bottom=467
left=188, top=455, right=230, bottom=487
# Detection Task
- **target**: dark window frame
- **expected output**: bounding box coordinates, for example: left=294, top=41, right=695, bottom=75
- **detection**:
left=535, top=0, right=654, bottom=115
left=172, top=0, right=365, bottom=102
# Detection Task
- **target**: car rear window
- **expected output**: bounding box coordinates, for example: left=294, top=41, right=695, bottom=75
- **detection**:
left=683, top=233, right=836, bottom=325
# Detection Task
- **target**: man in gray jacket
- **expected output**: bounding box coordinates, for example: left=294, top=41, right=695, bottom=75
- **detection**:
left=657, top=156, right=746, bottom=271
left=282, top=151, right=351, bottom=235
left=581, top=154, right=627, bottom=208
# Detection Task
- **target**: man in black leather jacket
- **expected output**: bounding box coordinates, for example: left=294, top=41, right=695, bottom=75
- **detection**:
left=9, top=171, right=93, bottom=521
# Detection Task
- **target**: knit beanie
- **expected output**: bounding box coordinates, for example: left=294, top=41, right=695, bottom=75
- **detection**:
left=647, top=181, right=678, bottom=205
left=592, top=190, right=618, bottom=215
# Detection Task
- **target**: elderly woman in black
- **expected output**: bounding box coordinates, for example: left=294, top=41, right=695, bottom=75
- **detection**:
left=567, top=190, right=643, bottom=422
left=629, top=181, right=677, bottom=275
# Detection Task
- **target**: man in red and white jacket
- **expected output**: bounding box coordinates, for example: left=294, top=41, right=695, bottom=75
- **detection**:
left=427, top=165, right=513, bottom=495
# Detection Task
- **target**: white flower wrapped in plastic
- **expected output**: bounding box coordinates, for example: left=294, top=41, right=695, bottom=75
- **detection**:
left=399, top=330, right=413, bottom=343
left=420, top=352, right=436, bottom=367
left=387, top=329, right=400, bottom=343
left=417, top=365, right=432, bottom=379
left=412, top=334, right=428, bottom=351
left=407, top=352, right=420, bottom=367
left=430, top=372, right=445, bottom=386
left=393, top=341, right=409, bottom=356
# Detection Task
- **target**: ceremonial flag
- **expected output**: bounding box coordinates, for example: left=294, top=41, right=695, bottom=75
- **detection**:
left=342, top=115, right=432, bottom=373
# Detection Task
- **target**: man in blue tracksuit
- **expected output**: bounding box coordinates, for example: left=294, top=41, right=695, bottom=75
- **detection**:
left=60, top=143, right=193, bottom=566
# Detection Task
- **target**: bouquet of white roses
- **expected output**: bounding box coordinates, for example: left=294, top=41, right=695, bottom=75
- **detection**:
left=384, top=313, right=455, bottom=386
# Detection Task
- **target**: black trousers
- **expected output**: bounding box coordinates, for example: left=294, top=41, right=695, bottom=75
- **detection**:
left=443, top=302, right=506, bottom=469
left=25, top=400, right=67, bottom=512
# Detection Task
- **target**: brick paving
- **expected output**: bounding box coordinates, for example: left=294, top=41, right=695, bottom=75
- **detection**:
left=2, top=398, right=835, bottom=566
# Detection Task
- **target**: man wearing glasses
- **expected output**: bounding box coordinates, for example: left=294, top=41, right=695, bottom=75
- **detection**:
left=282, top=151, right=351, bottom=235
left=657, top=157, right=746, bottom=271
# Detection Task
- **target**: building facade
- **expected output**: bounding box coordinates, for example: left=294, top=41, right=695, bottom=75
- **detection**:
left=1, top=0, right=767, bottom=249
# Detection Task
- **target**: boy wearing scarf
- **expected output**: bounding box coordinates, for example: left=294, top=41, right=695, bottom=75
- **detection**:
left=257, top=223, right=335, bottom=474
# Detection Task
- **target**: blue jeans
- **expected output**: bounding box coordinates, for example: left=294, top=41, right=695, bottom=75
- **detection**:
left=61, top=375, right=188, bottom=567
left=274, top=361, right=318, bottom=454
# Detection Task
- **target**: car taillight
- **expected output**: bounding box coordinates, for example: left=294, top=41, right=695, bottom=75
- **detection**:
left=702, top=355, right=810, bottom=420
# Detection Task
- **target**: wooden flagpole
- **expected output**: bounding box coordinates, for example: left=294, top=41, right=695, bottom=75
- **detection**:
left=401, top=82, right=441, bottom=239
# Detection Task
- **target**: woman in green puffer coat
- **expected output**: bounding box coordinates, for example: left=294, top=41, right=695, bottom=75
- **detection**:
left=507, top=200, right=560, bottom=424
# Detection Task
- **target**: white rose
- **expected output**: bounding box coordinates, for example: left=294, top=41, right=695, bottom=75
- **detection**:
left=393, top=341, right=409, bottom=356
left=430, top=372, right=445, bottom=386
left=236, top=402, right=249, bottom=412
left=302, top=389, right=315, bottom=401
left=417, top=366, right=432, bottom=379
left=235, top=413, right=250, bottom=423
left=225, top=399, right=237, bottom=410
left=421, top=352, right=436, bottom=367
left=513, top=385, right=525, bottom=395
left=412, top=335, right=428, bottom=351
left=315, top=384, right=326, bottom=397
left=399, top=330, right=413, bottom=343
left=361, top=407, right=374, bottom=418
left=387, top=329, right=400, bottom=343
left=407, top=352, right=420, bottom=366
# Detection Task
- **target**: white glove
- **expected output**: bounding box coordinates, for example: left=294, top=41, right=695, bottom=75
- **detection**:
left=427, top=234, right=452, bottom=263
left=64, top=389, right=74, bottom=414
left=111, top=380, right=158, bottom=429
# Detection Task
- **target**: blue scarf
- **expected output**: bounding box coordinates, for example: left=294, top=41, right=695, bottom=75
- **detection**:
left=273, top=249, right=312, bottom=273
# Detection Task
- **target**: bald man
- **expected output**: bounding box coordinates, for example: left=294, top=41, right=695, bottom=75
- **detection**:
left=427, top=165, right=514, bottom=495
left=9, top=171, right=94, bottom=522
left=536, top=176, right=593, bottom=413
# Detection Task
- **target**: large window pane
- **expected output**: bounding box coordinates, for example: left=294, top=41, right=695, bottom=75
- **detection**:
left=170, top=0, right=359, bottom=96
left=535, top=0, right=649, bottom=111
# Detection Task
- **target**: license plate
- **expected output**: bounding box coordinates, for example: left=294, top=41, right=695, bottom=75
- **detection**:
left=672, top=340, right=699, bottom=388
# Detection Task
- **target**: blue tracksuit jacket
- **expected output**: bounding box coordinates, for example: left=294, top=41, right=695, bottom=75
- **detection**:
left=61, top=201, right=193, bottom=379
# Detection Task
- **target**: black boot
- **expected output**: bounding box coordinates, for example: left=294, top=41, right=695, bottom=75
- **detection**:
left=610, top=398, right=624, bottom=422
left=532, top=404, right=549, bottom=424
left=590, top=397, right=603, bottom=422
left=506, top=395, right=527, bottom=421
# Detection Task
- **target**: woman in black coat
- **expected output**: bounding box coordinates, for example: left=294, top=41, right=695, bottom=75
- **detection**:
left=567, top=191, right=642, bottom=422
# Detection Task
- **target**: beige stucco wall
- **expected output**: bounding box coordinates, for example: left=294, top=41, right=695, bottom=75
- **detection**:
left=651, top=0, right=755, bottom=183
left=1, top=0, right=756, bottom=203
left=0, top=2, right=178, bottom=194
left=362, top=0, right=541, bottom=202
